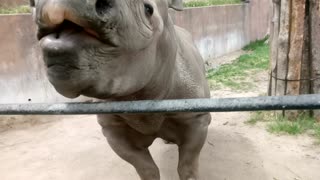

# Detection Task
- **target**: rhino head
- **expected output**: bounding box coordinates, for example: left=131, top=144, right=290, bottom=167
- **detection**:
left=31, top=0, right=183, bottom=100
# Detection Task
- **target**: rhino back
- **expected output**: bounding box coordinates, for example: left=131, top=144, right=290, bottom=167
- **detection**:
left=170, top=26, right=210, bottom=99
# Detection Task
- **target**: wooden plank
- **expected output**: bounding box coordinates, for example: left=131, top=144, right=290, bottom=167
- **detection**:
left=286, top=0, right=306, bottom=96
left=285, top=0, right=306, bottom=118
left=276, top=0, right=291, bottom=96
left=300, top=10, right=311, bottom=95
left=269, top=0, right=281, bottom=96
left=310, top=0, right=320, bottom=121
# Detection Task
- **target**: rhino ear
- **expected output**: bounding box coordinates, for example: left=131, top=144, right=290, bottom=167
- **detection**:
left=168, top=0, right=183, bottom=11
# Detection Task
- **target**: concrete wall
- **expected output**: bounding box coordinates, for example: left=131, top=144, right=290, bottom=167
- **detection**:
left=0, top=1, right=270, bottom=104
left=0, top=15, right=87, bottom=104
left=0, top=0, right=28, bottom=7
left=171, top=0, right=270, bottom=59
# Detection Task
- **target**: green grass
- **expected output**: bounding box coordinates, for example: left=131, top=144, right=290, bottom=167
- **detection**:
left=184, top=0, right=242, bottom=7
left=0, top=5, right=31, bottom=14
left=246, top=111, right=273, bottom=125
left=206, top=36, right=270, bottom=91
left=267, top=115, right=315, bottom=135
left=247, top=112, right=320, bottom=142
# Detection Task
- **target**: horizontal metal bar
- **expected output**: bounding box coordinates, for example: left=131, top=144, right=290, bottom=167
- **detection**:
left=0, top=94, right=320, bottom=115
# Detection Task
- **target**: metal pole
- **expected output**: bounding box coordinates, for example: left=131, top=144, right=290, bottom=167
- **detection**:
left=0, top=94, right=320, bottom=115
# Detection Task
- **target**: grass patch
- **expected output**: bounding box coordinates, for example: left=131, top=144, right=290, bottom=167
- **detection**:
left=267, top=117, right=315, bottom=135
left=206, top=36, right=269, bottom=91
left=248, top=112, right=320, bottom=142
left=246, top=111, right=273, bottom=125
left=184, top=0, right=242, bottom=7
left=0, top=5, right=31, bottom=14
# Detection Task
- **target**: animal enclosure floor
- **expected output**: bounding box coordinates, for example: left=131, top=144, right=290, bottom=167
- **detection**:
left=1, top=73, right=320, bottom=180
left=1, top=100, right=320, bottom=179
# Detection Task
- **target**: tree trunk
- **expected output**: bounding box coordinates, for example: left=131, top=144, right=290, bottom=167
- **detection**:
left=269, top=0, right=320, bottom=120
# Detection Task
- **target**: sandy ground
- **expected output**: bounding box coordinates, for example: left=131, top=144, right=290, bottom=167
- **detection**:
left=1, top=95, right=320, bottom=179
left=1, top=58, right=320, bottom=180
left=1, top=103, right=320, bottom=180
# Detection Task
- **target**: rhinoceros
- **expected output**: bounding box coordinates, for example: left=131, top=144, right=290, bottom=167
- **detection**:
left=31, top=0, right=211, bottom=179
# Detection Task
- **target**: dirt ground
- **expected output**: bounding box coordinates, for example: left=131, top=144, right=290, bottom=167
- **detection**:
left=1, top=60, right=320, bottom=180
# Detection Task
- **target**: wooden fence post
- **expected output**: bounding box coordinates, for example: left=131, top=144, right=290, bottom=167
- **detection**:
left=269, top=0, right=320, bottom=120
left=310, top=0, right=320, bottom=121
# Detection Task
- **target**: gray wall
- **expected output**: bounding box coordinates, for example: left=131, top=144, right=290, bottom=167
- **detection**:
left=0, top=15, right=83, bottom=104
left=0, top=0, right=28, bottom=6
left=171, top=0, right=270, bottom=59
left=0, top=1, right=270, bottom=104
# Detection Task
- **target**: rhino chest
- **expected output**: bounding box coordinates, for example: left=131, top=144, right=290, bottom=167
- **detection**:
left=121, top=114, right=166, bottom=135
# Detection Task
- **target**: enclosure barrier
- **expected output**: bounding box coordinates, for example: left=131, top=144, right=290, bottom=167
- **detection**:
left=0, top=94, right=320, bottom=115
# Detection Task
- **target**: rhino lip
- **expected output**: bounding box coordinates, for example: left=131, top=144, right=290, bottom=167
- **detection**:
left=37, top=20, right=117, bottom=47
left=47, top=63, right=80, bottom=70
left=38, top=20, right=97, bottom=39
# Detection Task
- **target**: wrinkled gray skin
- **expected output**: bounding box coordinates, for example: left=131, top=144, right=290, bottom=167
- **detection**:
left=31, top=0, right=211, bottom=179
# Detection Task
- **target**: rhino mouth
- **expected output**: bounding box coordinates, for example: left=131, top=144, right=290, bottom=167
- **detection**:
left=38, top=20, right=117, bottom=48
left=39, top=20, right=118, bottom=73
left=37, top=20, right=112, bottom=98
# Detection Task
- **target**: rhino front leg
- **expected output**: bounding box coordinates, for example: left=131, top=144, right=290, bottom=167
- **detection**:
left=101, top=126, right=159, bottom=180
left=177, top=122, right=208, bottom=180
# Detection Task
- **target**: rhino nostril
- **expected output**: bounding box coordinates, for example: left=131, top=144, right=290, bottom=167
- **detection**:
left=95, top=0, right=113, bottom=16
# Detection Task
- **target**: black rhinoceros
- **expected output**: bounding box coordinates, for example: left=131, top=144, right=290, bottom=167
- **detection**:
left=31, top=0, right=211, bottom=179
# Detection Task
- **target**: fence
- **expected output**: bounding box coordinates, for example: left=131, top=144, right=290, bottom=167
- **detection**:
left=1, top=94, right=320, bottom=115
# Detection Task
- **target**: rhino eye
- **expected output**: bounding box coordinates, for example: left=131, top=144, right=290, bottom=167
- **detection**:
left=144, top=3, right=153, bottom=16
left=96, top=0, right=113, bottom=16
